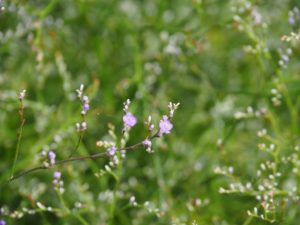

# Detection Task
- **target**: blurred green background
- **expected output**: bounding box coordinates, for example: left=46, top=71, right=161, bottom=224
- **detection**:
left=1, top=0, right=300, bottom=224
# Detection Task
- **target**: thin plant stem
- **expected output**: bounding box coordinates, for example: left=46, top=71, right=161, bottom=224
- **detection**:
left=57, top=191, right=89, bottom=225
left=10, top=120, right=25, bottom=179
left=276, top=70, right=298, bottom=135
left=242, top=216, right=253, bottom=225
left=57, top=192, right=69, bottom=213
left=73, top=213, right=89, bottom=225
left=109, top=156, right=121, bottom=225
left=69, top=83, right=88, bottom=158
left=8, top=133, right=159, bottom=183
left=10, top=97, right=26, bottom=180
left=69, top=132, right=84, bottom=158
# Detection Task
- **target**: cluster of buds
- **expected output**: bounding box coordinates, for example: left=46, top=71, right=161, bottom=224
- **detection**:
left=19, top=89, right=26, bottom=101
left=75, top=84, right=90, bottom=132
left=243, top=44, right=262, bottom=55
left=81, top=95, right=90, bottom=115
left=106, top=144, right=126, bottom=164
left=53, top=171, right=64, bottom=194
left=247, top=198, right=277, bottom=223
left=75, top=121, right=87, bottom=132
left=143, top=139, right=152, bottom=153
left=77, top=84, right=90, bottom=115
left=278, top=48, right=292, bottom=69
left=107, top=146, right=117, bottom=156
left=96, top=140, right=115, bottom=148
left=145, top=116, right=155, bottom=131
left=129, top=196, right=138, bottom=207
left=48, top=151, right=56, bottom=166
left=186, top=198, right=210, bottom=212
left=270, top=88, right=282, bottom=107
left=218, top=180, right=254, bottom=194
left=109, top=155, right=119, bottom=167
left=18, top=89, right=26, bottom=123
left=162, top=32, right=183, bottom=56
left=257, top=128, right=267, bottom=137
left=76, top=84, right=84, bottom=99
left=104, top=152, right=119, bottom=172
left=230, top=0, right=252, bottom=15
left=234, top=106, right=266, bottom=120
left=214, top=166, right=235, bottom=176
left=250, top=7, right=262, bottom=25
left=281, top=32, right=300, bottom=42
left=142, top=201, right=163, bottom=217
left=168, top=102, right=180, bottom=118
left=288, top=6, right=300, bottom=26
left=257, top=143, right=276, bottom=153
left=144, top=62, right=162, bottom=76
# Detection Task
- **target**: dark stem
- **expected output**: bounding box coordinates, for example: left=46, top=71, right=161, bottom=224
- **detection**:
left=8, top=133, right=159, bottom=183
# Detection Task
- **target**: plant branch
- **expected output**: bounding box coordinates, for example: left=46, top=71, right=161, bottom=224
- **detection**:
left=8, top=133, right=159, bottom=183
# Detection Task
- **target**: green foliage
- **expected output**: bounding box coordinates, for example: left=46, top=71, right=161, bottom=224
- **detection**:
left=1, top=0, right=300, bottom=224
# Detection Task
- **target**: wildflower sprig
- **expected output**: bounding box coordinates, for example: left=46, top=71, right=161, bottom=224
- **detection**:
left=8, top=129, right=162, bottom=183
left=5, top=86, right=179, bottom=225
left=75, top=84, right=90, bottom=131
left=70, top=84, right=90, bottom=157
left=217, top=119, right=300, bottom=223
left=7, top=92, right=179, bottom=182
left=123, top=196, right=164, bottom=218
left=53, top=171, right=64, bottom=194
left=122, top=99, right=137, bottom=132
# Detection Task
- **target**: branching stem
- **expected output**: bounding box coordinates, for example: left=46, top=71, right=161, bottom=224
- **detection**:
left=8, top=133, right=159, bottom=183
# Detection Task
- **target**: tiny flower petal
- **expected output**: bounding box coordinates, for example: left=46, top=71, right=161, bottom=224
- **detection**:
left=54, top=171, right=61, bottom=179
left=19, top=89, right=26, bottom=100
left=82, top=95, right=89, bottom=102
left=83, top=103, right=90, bottom=112
left=107, top=146, right=117, bottom=156
left=48, top=151, right=56, bottom=165
left=123, top=112, right=137, bottom=129
left=143, top=139, right=152, bottom=147
left=48, top=151, right=56, bottom=160
left=159, top=115, right=173, bottom=135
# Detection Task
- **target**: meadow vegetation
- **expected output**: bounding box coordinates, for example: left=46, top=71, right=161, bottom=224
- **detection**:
left=1, top=0, right=300, bottom=224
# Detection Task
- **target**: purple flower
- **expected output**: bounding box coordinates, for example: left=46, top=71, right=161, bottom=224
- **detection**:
left=48, top=151, right=56, bottom=159
left=0, top=220, right=6, bottom=225
left=54, top=171, right=61, bottom=179
left=83, top=103, right=90, bottom=112
left=159, top=115, right=173, bottom=135
left=53, top=171, right=64, bottom=193
left=107, top=146, right=117, bottom=156
left=123, top=112, right=137, bottom=129
left=48, top=151, right=56, bottom=165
